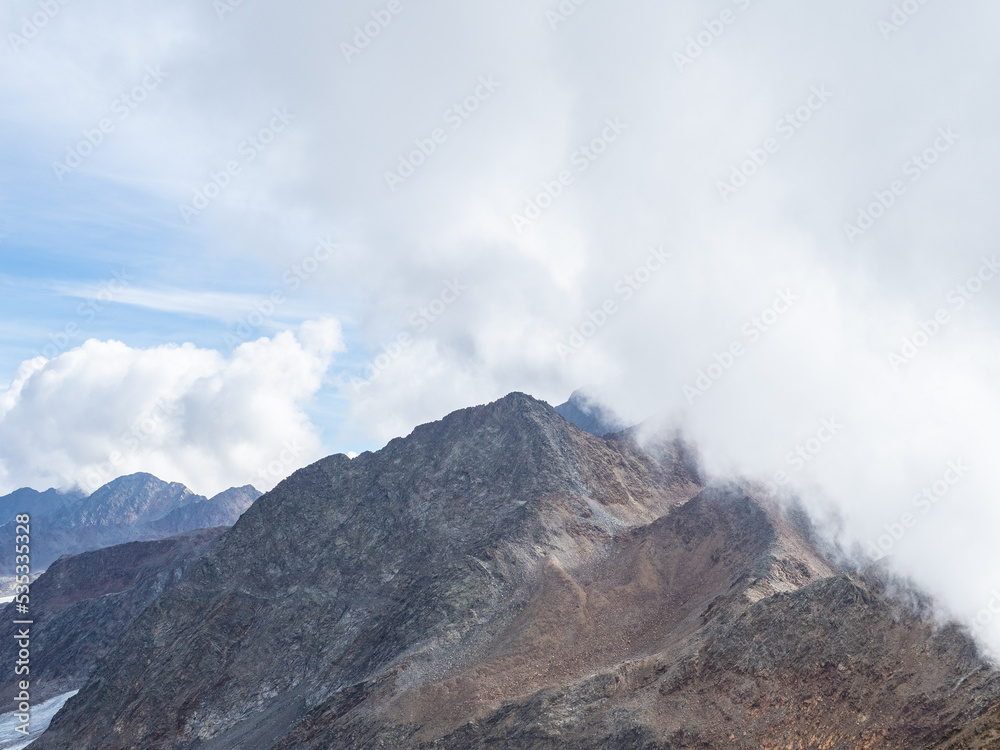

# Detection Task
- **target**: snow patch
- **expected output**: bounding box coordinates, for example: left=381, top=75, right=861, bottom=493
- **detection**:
left=0, top=690, right=78, bottom=749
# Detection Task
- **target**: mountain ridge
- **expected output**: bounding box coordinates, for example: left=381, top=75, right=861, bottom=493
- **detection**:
left=34, top=393, right=702, bottom=748
left=29, top=392, right=1000, bottom=749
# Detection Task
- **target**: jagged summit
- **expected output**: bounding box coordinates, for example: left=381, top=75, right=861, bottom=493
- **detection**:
left=396, top=391, right=571, bottom=448
left=63, top=472, right=198, bottom=528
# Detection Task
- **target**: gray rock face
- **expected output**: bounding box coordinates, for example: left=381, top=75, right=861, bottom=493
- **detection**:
left=34, top=393, right=700, bottom=749
left=0, top=474, right=260, bottom=573
left=0, top=528, right=225, bottom=707
left=29, top=394, right=1000, bottom=749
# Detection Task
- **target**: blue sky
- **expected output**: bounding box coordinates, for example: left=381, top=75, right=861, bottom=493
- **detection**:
left=0, top=116, right=378, bottom=460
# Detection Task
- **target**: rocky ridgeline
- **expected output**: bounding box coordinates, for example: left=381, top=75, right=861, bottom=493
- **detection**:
left=25, top=393, right=1000, bottom=749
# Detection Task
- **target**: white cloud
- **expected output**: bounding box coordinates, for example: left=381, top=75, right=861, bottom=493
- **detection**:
left=47, top=282, right=263, bottom=320
left=0, top=318, right=343, bottom=496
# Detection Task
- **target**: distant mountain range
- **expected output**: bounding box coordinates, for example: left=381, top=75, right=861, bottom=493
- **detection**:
left=0, top=473, right=260, bottom=574
left=28, top=393, right=1000, bottom=749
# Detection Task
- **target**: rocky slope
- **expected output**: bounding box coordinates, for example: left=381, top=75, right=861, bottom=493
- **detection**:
left=932, top=703, right=1000, bottom=750
left=0, top=474, right=260, bottom=573
left=30, top=393, right=1000, bottom=749
left=274, top=494, right=1000, bottom=750
left=0, top=528, right=226, bottom=707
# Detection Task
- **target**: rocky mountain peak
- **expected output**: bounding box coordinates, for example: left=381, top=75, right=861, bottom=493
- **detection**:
left=63, top=472, right=197, bottom=528
left=28, top=394, right=1000, bottom=750
left=32, top=393, right=702, bottom=748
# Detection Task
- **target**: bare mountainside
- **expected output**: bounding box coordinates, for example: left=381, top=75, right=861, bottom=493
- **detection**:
left=0, top=528, right=226, bottom=707
left=32, top=393, right=1000, bottom=749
